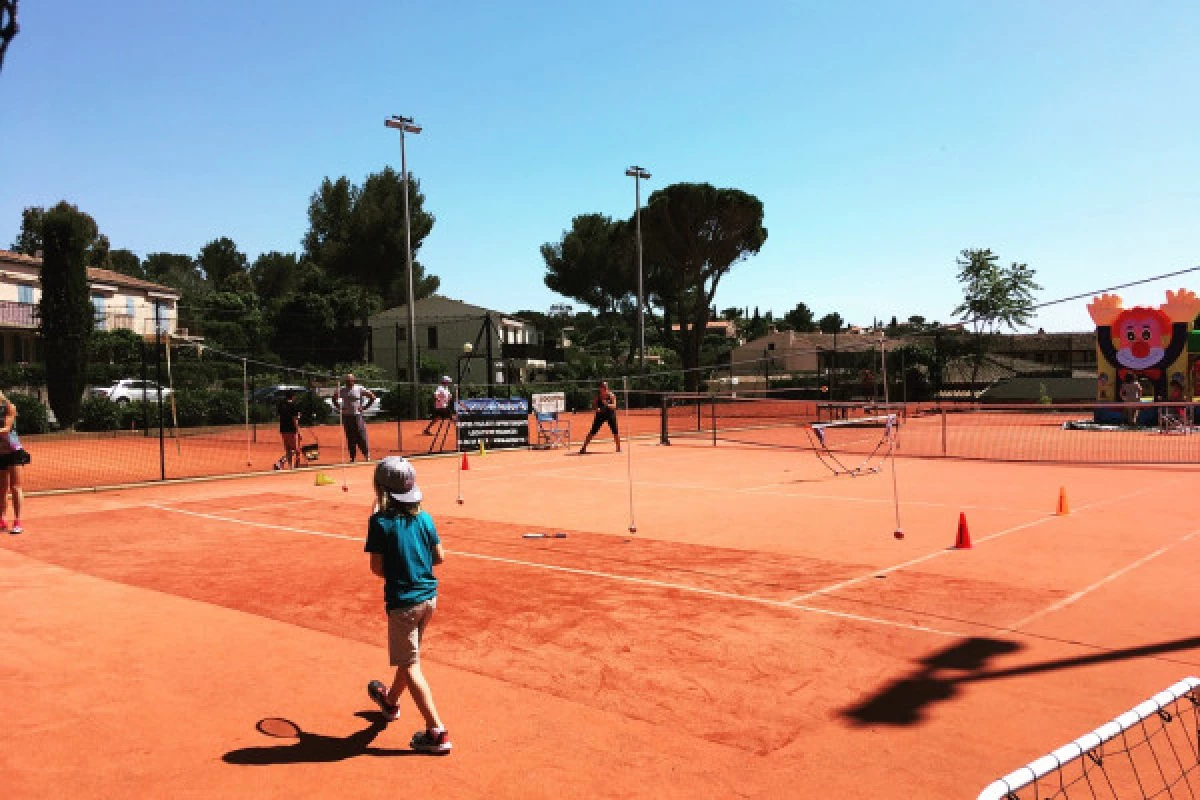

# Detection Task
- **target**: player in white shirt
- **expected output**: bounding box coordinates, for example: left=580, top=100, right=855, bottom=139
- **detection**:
left=422, top=377, right=455, bottom=435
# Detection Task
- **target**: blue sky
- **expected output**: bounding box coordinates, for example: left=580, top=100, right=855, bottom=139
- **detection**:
left=2, top=1, right=1198, bottom=332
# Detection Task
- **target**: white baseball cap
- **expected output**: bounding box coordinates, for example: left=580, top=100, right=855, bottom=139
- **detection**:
left=374, top=456, right=422, bottom=503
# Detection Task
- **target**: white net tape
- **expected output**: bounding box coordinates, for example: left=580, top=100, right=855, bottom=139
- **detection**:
left=977, top=677, right=1200, bottom=800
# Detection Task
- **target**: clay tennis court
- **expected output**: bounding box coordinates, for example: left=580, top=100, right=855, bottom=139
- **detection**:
left=3, top=420, right=1200, bottom=798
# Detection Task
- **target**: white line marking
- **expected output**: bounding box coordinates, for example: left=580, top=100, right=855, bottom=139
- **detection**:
left=148, top=503, right=962, bottom=638
left=1009, top=528, right=1200, bottom=631
left=786, top=515, right=1053, bottom=604
left=785, top=479, right=1182, bottom=605
left=536, top=473, right=1039, bottom=513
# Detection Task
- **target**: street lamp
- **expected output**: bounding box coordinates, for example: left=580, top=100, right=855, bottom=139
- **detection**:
left=385, top=114, right=422, bottom=419
left=625, top=165, right=651, bottom=370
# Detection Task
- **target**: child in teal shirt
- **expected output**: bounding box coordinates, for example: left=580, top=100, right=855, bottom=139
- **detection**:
left=365, top=457, right=451, bottom=754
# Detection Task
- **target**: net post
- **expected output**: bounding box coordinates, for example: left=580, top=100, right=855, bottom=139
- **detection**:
left=941, top=407, right=947, bottom=456
left=659, top=393, right=670, bottom=445
left=154, top=304, right=165, bottom=481
left=711, top=394, right=717, bottom=447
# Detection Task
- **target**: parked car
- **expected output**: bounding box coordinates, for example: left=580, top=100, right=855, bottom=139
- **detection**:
left=326, top=387, right=388, bottom=418
left=249, top=384, right=308, bottom=404
left=90, top=379, right=173, bottom=405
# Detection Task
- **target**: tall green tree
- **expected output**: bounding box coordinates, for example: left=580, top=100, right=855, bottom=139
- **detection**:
left=250, top=251, right=302, bottom=305
left=952, top=248, right=1041, bottom=394
left=12, top=205, right=110, bottom=266
left=540, top=214, right=636, bottom=359
left=783, top=302, right=817, bottom=332
left=303, top=168, right=439, bottom=308
left=197, top=237, right=249, bottom=293
left=11, top=206, right=44, bottom=254
left=144, top=252, right=208, bottom=333
left=107, top=248, right=144, bottom=279
left=38, top=202, right=96, bottom=428
left=818, top=312, right=844, bottom=333
left=641, top=183, right=768, bottom=390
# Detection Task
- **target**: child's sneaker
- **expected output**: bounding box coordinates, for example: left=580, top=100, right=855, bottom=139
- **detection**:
left=410, top=728, right=452, bottom=754
left=367, top=680, right=399, bottom=722
left=10, top=521, right=22, bottom=535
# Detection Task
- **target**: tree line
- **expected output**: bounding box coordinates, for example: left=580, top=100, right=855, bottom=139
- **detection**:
left=11, top=167, right=439, bottom=426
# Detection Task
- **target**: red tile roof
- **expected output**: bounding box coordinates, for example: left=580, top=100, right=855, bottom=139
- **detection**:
left=0, top=250, right=178, bottom=296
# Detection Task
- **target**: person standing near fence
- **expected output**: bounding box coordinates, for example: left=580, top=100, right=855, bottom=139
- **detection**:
left=273, top=389, right=302, bottom=470
left=1119, top=373, right=1143, bottom=426
left=333, top=374, right=377, bottom=462
left=578, top=380, right=621, bottom=455
left=0, top=391, right=30, bottom=534
left=422, top=377, right=454, bottom=435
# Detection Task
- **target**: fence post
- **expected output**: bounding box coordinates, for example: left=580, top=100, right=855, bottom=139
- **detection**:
left=155, top=304, right=166, bottom=481
left=660, top=394, right=670, bottom=445
left=140, top=337, right=150, bottom=437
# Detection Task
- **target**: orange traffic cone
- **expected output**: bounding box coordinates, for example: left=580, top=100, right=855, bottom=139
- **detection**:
left=1056, top=487, right=1070, bottom=516
left=461, top=451, right=470, bottom=471
left=954, top=512, right=972, bottom=549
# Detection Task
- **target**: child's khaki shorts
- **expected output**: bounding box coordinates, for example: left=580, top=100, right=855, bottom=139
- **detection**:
left=387, top=598, right=436, bottom=666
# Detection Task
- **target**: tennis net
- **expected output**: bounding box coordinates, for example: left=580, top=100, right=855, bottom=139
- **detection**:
left=659, top=394, right=1200, bottom=465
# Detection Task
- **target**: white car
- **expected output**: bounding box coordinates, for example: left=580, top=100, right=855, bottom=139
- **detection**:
left=326, top=387, right=387, bottom=418
left=91, top=379, right=173, bottom=405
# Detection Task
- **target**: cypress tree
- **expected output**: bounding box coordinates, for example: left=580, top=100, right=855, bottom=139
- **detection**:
left=39, top=202, right=96, bottom=428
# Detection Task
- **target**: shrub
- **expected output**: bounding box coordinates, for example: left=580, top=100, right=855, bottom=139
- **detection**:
left=7, top=392, right=50, bottom=434
left=170, top=390, right=209, bottom=427
left=77, top=396, right=122, bottom=431
left=118, top=400, right=163, bottom=431
left=205, top=389, right=245, bottom=425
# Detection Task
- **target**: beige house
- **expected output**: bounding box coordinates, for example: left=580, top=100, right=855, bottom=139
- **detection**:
left=0, top=250, right=182, bottom=364
left=368, top=295, right=544, bottom=384
left=730, top=329, right=887, bottom=376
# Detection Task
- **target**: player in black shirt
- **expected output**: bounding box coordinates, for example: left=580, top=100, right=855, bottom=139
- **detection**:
left=274, top=389, right=302, bottom=470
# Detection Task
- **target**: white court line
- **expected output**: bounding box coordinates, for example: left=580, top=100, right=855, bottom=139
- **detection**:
left=534, top=472, right=1041, bottom=513
left=786, top=515, right=1055, bottom=604
left=1008, top=528, right=1200, bottom=631
left=147, top=503, right=963, bottom=639
left=785, top=480, right=1179, bottom=605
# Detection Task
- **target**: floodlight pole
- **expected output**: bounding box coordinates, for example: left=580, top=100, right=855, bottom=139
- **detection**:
left=386, top=114, right=423, bottom=419
left=626, top=166, right=651, bottom=371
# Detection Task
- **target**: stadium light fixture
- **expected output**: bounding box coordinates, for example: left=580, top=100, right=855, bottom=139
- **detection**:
left=625, top=166, right=651, bottom=371
left=385, top=114, right=422, bottom=418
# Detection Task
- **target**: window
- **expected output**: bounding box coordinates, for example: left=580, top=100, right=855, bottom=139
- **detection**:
left=17, top=285, right=33, bottom=305
left=91, top=294, right=107, bottom=330
left=126, top=297, right=136, bottom=318
left=427, top=325, right=438, bottom=349
left=397, top=326, right=407, bottom=341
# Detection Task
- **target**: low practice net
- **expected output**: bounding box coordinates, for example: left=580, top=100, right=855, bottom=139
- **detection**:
left=976, top=677, right=1200, bottom=800
left=659, top=394, right=1200, bottom=465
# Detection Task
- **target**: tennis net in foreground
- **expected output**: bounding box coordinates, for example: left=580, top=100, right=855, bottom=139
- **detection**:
left=659, top=395, right=1200, bottom=465
left=977, top=677, right=1200, bottom=800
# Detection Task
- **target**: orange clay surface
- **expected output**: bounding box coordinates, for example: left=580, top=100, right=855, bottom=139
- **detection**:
left=4, top=430, right=1200, bottom=798
left=17, top=412, right=666, bottom=492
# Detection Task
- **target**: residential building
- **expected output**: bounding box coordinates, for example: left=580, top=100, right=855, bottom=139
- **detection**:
left=730, top=329, right=886, bottom=376
left=368, top=295, right=545, bottom=384
left=0, top=250, right=183, bottom=365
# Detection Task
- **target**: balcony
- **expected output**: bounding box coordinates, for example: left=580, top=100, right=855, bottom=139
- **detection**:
left=0, top=302, right=175, bottom=337
left=0, top=300, right=37, bottom=328
left=503, top=342, right=566, bottom=362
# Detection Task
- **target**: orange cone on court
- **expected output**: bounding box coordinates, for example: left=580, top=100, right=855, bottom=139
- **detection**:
left=461, top=451, right=470, bottom=471
left=1056, top=486, right=1070, bottom=516
left=954, top=512, right=972, bottom=549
